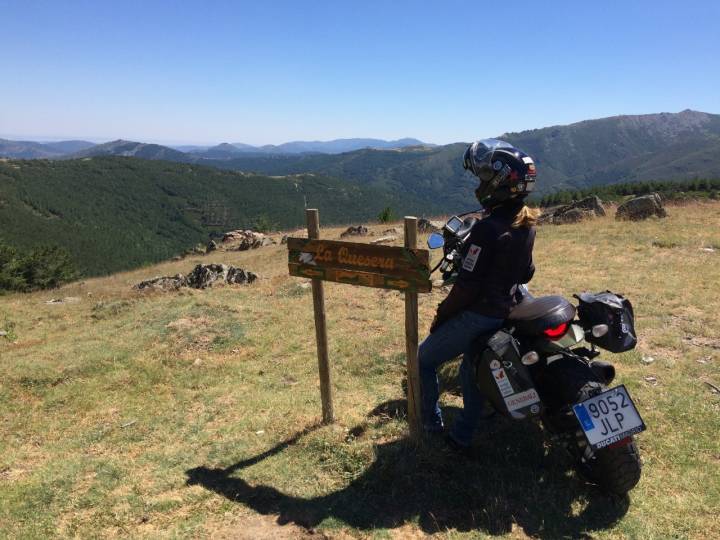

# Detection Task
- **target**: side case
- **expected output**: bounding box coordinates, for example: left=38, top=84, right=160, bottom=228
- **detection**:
left=474, top=330, right=543, bottom=420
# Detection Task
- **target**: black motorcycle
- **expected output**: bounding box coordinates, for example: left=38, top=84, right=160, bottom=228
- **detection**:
left=427, top=213, right=645, bottom=495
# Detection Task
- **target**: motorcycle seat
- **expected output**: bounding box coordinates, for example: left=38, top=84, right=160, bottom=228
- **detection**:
left=507, top=295, right=576, bottom=335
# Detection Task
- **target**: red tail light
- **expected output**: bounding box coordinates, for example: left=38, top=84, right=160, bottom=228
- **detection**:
left=543, top=322, right=569, bottom=339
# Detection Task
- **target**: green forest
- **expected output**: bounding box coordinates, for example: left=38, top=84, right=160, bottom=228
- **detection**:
left=2, top=156, right=719, bottom=292
left=0, top=157, right=424, bottom=281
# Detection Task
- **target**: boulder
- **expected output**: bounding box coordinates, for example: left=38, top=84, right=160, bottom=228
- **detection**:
left=280, top=235, right=288, bottom=245
left=540, top=196, right=606, bottom=225
left=206, top=240, right=218, bottom=253
left=418, top=218, right=443, bottom=233
left=186, top=263, right=258, bottom=289
left=340, top=225, right=369, bottom=238
left=616, top=193, right=667, bottom=221
left=572, top=195, right=606, bottom=217
left=551, top=208, right=594, bottom=224
left=134, top=264, right=257, bottom=291
left=221, top=229, right=273, bottom=250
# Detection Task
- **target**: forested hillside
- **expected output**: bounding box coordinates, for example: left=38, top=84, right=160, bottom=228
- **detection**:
left=0, top=158, right=423, bottom=277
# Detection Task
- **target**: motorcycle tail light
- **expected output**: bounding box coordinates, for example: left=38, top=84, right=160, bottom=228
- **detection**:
left=543, top=322, right=569, bottom=340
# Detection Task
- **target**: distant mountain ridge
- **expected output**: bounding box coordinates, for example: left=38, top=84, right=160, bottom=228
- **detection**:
left=0, top=138, right=94, bottom=159
left=3, top=110, right=720, bottom=198
left=69, top=139, right=190, bottom=161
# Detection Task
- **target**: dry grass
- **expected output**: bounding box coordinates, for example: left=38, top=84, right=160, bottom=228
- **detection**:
left=1, top=203, right=719, bottom=539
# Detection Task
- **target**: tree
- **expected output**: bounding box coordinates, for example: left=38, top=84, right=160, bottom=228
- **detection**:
left=0, top=240, right=78, bottom=292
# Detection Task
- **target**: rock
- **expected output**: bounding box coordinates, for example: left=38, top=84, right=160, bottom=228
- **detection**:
left=700, top=247, right=715, bottom=253
left=281, top=235, right=288, bottom=245
left=616, top=193, right=667, bottom=221
left=134, top=274, right=188, bottom=291
left=206, top=240, right=218, bottom=253
left=370, top=236, right=397, bottom=244
left=641, top=356, right=655, bottom=365
left=573, top=195, right=606, bottom=216
left=554, top=208, right=594, bottom=224
left=221, top=229, right=272, bottom=250
left=382, top=228, right=398, bottom=235
left=418, top=218, right=443, bottom=233
left=0, top=330, right=7, bottom=337
left=134, top=264, right=257, bottom=291
left=44, top=296, right=80, bottom=305
left=186, top=263, right=257, bottom=289
left=340, top=225, right=369, bottom=238
left=540, top=196, right=606, bottom=225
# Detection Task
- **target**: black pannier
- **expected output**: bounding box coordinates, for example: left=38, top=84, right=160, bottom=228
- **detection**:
left=474, top=330, right=542, bottom=420
left=575, top=291, right=637, bottom=353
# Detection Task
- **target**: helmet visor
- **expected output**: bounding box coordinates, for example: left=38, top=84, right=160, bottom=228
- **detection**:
left=465, top=139, right=514, bottom=179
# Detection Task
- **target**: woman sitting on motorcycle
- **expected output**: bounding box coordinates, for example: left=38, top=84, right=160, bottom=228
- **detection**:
left=420, top=139, right=542, bottom=449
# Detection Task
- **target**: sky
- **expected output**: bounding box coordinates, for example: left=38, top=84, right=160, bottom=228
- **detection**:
left=1, top=0, right=719, bottom=146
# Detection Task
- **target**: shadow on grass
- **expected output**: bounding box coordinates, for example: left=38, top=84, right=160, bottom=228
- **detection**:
left=186, top=400, right=629, bottom=538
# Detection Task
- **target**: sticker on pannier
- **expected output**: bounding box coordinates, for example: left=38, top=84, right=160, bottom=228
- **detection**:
left=473, top=330, right=542, bottom=420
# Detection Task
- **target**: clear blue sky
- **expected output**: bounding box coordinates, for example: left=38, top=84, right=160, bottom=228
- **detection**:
left=2, top=0, right=718, bottom=145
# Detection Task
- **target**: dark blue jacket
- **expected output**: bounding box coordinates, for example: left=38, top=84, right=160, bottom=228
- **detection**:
left=435, top=202, right=535, bottom=325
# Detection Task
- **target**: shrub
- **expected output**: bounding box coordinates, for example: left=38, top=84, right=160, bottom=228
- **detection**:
left=378, top=206, right=394, bottom=224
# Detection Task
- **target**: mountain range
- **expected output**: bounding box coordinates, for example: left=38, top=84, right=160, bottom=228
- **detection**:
left=2, top=109, right=720, bottom=278
left=3, top=110, right=718, bottom=198
left=0, top=137, right=429, bottom=160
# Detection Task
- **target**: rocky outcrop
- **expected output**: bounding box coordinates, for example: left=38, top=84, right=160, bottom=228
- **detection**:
left=340, top=225, right=369, bottom=238
left=134, top=264, right=257, bottom=291
left=186, top=263, right=257, bottom=288
left=221, top=230, right=274, bottom=250
left=206, top=240, right=217, bottom=253
left=134, top=274, right=188, bottom=291
left=540, top=196, right=606, bottom=225
left=616, top=193, right=667, bottom=221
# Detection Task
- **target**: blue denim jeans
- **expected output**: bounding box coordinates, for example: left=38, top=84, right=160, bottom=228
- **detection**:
left=419, top=310, right=503, bottom=446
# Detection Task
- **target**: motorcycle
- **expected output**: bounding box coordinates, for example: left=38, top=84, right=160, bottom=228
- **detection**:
left=427, top=212, right=645, bottom=495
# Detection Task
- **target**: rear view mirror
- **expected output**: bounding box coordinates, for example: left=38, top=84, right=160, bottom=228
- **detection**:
left=427, top=232, right=444, bottom=249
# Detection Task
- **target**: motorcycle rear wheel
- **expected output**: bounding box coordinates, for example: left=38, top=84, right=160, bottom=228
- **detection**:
left=576, top=437, right=642, bottom=495
left=540, top=357, right=643, bottom=495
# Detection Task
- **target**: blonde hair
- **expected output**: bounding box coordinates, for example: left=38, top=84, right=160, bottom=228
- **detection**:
left=512, top=205, right=542, bottom=228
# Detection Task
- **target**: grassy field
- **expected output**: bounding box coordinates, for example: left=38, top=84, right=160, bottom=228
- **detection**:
left=1, top=203, right=719, bottom=539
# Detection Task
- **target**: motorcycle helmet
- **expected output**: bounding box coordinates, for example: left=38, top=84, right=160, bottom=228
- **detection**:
left=462, top=139, right=537, bottom=205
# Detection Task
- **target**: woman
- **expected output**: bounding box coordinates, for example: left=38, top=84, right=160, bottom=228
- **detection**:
left=420, top=139, right=541, bottom=449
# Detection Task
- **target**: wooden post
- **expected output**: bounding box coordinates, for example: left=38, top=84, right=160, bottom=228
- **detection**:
left=404, top=216, right=422, bottom=440
left=306, top=209, right=334, bottom=424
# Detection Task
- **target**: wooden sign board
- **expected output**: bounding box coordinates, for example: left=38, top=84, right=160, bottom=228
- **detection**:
left=288, top=211, right=427, bottom=439
left=287, top=238, right=432, bottom=293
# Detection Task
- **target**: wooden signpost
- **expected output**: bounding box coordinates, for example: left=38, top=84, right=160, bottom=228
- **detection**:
left=288, top=209, right=432, bottom=439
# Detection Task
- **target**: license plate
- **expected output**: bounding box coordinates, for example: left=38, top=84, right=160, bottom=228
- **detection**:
left=572, top=385, right=646, bottom=450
